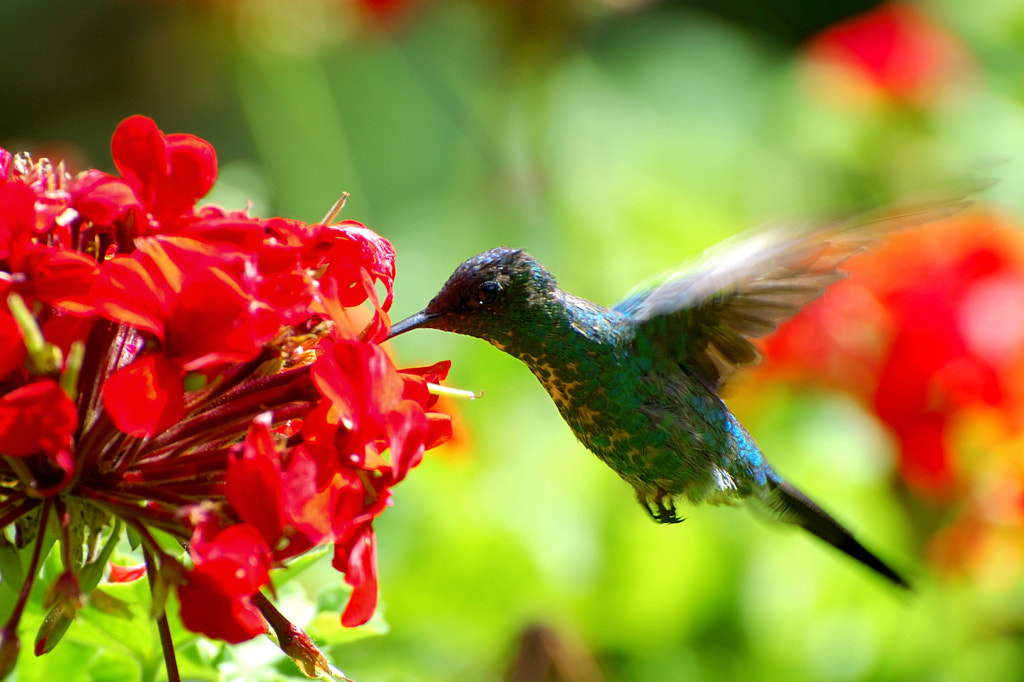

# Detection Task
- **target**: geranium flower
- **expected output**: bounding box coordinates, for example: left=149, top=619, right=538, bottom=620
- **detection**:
left=0, top=116, right=452, bottom=680
left=760, top=209, right=1024, bottom=576
left=801, top=3, right=973, bottom=109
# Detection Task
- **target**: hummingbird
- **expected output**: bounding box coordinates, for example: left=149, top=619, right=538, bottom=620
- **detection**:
left=388, top=205, right=959, bottom=588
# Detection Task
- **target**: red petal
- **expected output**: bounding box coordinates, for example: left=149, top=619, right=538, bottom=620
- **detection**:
left=424, top=412, right=453, bottom=451
left=400, top=360, right=452, bottom=385
left=0, top=181, right=38, bottom=263
left=190, top=523, right=272, bottom=593
left=386, top=400, right=427, bottom=484
left=91, top=255, right=170, bottom=337
left=167, top=267, right=266, bottom=369
left=0, top=310, right=27, bottom=379
left=110, top=116, right=217, bottom=229
left=71, top=171, right=143, bottom=226
left=311, top=340, right=404, bottom=441
left=107, top=563, right=146, bottom=583
left=336, top=528, right=378, bottom=627
left=0, top=380, right=77, bottom=456
left=20, top=248, right=100, bottom=313
left=177, top=570, right=268, bottom=643
left=111, top=116, right=168, bottom=209
left=227, top=419, right=285, bottom=546
left=102, top=353, right=185, bottom=437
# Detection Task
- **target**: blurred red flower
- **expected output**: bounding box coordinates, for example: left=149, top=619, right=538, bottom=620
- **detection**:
left=801, top=3, right=973, bottom=108
left=764, top=210, right=1024, bottom=497
left=760, top=210, right=1024, bottom=577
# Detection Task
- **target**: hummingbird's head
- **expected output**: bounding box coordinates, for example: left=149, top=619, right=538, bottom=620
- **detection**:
left=387, top=247, right=558, bottom=342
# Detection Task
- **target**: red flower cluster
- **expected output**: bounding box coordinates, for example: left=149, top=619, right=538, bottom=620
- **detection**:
left=801, top=2, right=972, bottom=108
left=760, top=211, right=1024, bottom=575
left=762, top=211, right=1024, bottom=497
left=0, top=116, right=451, bottom=676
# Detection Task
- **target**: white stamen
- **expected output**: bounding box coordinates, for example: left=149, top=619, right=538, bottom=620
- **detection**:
left=427, top=383, right=481, bottom=400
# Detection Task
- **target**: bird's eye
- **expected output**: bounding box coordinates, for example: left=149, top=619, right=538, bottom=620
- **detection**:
left=477, top=281, right=502, bottom=305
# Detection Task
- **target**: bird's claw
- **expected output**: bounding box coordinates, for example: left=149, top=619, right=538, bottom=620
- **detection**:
left=643, top=494, right=684, bottom=525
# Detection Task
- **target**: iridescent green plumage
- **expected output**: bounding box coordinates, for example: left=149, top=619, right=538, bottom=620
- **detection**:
left=389, top=204, right=963, bottom=587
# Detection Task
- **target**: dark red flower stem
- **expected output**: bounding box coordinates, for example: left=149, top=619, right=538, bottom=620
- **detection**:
left=0, top=498, right=52, bottom=640
left=75, top=319, right=124, bottom=430
left=180, top=349, right=278, bottom=413
left=139, top=401, right=312, bottom=467
left=86, top=493, right=191, bottom=542
left=137, top=367, right=315, bottom=465
left=53, top=499, right=75, bottom=581
left=145, top=545, right=180, bottom=682
left=90, top=480, right=211, bottom=508
left=120, top=453, right=231, bottom=487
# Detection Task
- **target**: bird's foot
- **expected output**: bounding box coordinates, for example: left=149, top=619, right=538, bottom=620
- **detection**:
left=642, top=493, right=685, bottom=525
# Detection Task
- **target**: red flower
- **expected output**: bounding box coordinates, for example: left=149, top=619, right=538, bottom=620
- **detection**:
left=91, top=235, right=282, bottom=436
left=0, top=380, right=76, bottom=458
left=0, top=116, right=454, bottom=676
left=802, top=3, right=972, bottom=108
left=349, top=0, right=416, bottom=28
left=107, top=564, right=146, bottom=583
left=764, top=211, right=1024, bottom=498
left=111, top=115, right=217, bottom=231
left=178, top=522, right=272, bottom=643
left=760, top=210, right=1024, bottom=580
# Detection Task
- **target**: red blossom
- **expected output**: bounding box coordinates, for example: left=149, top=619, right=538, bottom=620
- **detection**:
left=802, top=3, right=972, bottom=108
left=311, top=222, right=397, bottom=342
left=762, top=211, right=1024, bottom=500
left=310, top=339, right=406, bottom=462
left=178, top=523, right=272, bottom=643
left=0, top=115, right=454, bottom=670
left=2, top=247, right=100, bottom=314
left=107, top=564, right=146, bottom=583
left=0, top=380, right=77, bottom=458
left=0, top=381, right=77, bottom=496
left=110, top=115, right=217, bottom=231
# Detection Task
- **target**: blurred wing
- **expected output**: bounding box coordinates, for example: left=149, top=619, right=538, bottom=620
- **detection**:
left=614, top=201, right=965, bottom=392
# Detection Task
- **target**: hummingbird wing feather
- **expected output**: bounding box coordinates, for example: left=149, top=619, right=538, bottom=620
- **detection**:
left=614, top=202, right=964, bottom=391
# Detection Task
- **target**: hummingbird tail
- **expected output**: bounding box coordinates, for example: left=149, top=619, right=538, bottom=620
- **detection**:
left=761, top=478, right=910, bottom=589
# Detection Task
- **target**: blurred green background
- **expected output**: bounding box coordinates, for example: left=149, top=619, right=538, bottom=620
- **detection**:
left=5, top=0, right=1024, bottom=680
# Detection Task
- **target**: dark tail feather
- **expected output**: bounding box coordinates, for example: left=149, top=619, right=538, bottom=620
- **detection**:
left=761, top=478, right=910, bottom=589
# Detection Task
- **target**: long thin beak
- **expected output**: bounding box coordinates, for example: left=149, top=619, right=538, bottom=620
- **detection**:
left=387, top=310, right=438, bottom=339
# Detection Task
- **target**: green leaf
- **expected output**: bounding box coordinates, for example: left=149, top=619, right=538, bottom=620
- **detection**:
left=79, top=519, right=123, bottom=593
left=0, top=536, right=23, bottom=595
left=83, top=651, right=141, bottom=682
left=89, top=588, right=134, bottom=619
